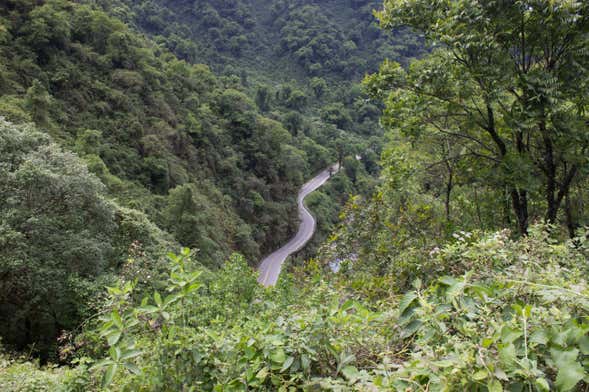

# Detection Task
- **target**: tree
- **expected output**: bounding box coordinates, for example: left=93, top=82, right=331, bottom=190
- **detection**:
left=370, top=0, right=589, bottom=235
left=0, top=119, right=115, bottom=359
left=255, top=85, right=271, bottom=112
left=25, top=80, right=51, bottom=127
left=310, top=77, right=327, bottom=99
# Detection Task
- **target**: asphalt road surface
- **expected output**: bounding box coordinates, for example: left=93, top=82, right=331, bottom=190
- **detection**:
left=257, top=163, right=340, bottom=286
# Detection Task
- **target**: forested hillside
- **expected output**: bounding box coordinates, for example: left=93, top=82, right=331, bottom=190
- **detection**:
left=0, top=0, right=418, bottom=361
left=2, top=0, right=589, bottom=391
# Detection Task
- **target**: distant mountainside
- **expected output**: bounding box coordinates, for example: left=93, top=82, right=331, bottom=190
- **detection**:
left=105, top=0, right=423, bottom=80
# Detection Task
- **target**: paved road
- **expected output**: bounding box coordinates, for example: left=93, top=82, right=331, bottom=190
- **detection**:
left=257, top=163, right=340, bottom=286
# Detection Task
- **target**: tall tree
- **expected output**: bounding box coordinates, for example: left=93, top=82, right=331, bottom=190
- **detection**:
left=369, top=0, right=589, bottom=235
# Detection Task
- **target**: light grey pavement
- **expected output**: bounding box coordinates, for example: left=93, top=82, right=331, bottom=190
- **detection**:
left=257, top=163, right=340, bottom=286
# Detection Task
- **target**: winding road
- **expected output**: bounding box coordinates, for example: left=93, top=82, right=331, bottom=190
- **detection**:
left=257, top=163, right=340, bottom=286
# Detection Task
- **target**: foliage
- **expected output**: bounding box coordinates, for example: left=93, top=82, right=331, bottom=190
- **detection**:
left=3, top=225, right=587, bottom=391
left=0, top=118, right=172, bottom=359
left=367, top=0, right=589, bottom=236
left=0, top=0, right=322, bottom=267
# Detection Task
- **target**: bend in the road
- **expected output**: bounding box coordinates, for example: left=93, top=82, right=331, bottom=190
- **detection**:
left=257, top=163, right=339, bottom=286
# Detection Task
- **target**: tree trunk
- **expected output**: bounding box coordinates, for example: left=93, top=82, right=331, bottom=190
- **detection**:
left=473, top=185, right=483, bottom=229
left=565, top=190, right=577, bottom=238
left=503, top=186, right=512, bottom=226
left=511, top=188, right=528, bottom=235
left=444, top=165, right=453, bottom=223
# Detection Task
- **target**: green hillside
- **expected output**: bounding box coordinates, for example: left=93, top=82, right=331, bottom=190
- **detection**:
left=2, top=0, right=588, bottom=391
left=0, top=0, right=419, bottom=358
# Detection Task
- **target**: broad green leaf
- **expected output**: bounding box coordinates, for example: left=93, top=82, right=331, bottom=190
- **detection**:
left=256, top=367, right=268, bottom=381
left=482, top=338, right=494, bottom=348
left=136, top=305, right=158, bottom=314
left=530, top=330, right=548, bottom=346
left=185, top=282, right=202, bottom=294
left=109, top=346, right=121, bottom=361
left=102, top=364, right=118, bottom=388
left=400, top=319, right=423, bottom=338
left=111, top=310, right=123, bottom=329
left=498, top=343, right=517, bottom=370
left=301, top=354, right=310, bottom=371
left=107, top=331, right=122, bottom=346
left=270, top=348, right=286, bottom=364
left=500, top=326, right=522, bottom=344
left=550, top=348, right=585, bottom=391
left=120, top=349, right=142, bottom=361
left=535, top=378, right=550, bottom=392
left=487, top=379, right=502, bottom=392
left=154, top=291, right=162, bottom=307
left=472, top=370, right=487, bottom=381
left=342, top=366, right=361, bottom=384
left=244, top=346, right=256, bottom=360
left=124, top=362, right=141, bottom=375
left=340, top=299, right=356, bottom=312
left=398, top=292, right=418, bottom=316
left=579, top=335, right=589, bottom=355
left=281, top=356, right=294, bottom=372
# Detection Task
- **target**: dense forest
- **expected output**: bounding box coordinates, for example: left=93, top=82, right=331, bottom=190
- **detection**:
left=1, top=0, right=589, bottom=391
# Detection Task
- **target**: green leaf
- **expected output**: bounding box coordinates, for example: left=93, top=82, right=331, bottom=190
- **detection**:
left=579, top=335, right=589, bottom=355
left=500, top=326, right=522, bottom=344
left=438, top=276, right=456, bottom=286
left=102, top=364, right=118, bottom=388
left=136, top=305, right=158, bottom=314
left=124, top=362, right=141, bottom=375
left=111, top=310, right=123, bottom=329
left=164, top=293, right=181, bottom=307
left=120, top=349, right=142, bottom=361
left=256, top=367, right=268, bottom=381
left=482, top=338, right=494, bottom=348
left=550, top=348, right=585, bottom=391
left=340, top=299, right=356, bottom=312
left=342, top=366, right=361, bottom=384
left=281, top=356, right=294, bottom=372
left=400, top=319, right=423, bottom=338
left=472, top=370, right=487, bottom=381
left=535, top=378, right=550, bottom=392
left=107, top=331, right=122, bottom=346
left=270, top=348, right=286, bottom=364
left=301, top=354, right=310, bottom=371
left=109, top=346, right=121, bottom=361
left=154, top=291, right=162, bottom=307
left=487, top=379, right=502, bottom=392
left=185, top=282, right=202, bottom=294
left=530, top=329, right=548, bottom=346
left=498, top=343, right=517, bottom=370
left=398, top=292, right=418, bottom=316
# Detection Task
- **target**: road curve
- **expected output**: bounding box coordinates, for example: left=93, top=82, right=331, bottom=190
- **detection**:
left=257, top=163, right=340, bottom=286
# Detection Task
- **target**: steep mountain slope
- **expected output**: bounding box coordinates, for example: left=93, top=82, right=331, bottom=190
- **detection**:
left=0, top=0, right=423, bottom=358
left=0, top=0, right=316, bottom=356
left=0, top=0, right=326, bottom=265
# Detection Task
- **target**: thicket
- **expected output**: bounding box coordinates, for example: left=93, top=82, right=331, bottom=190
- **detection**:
left=2, top=226, right=588, bottom=391
left=0, top=118, right=173, bottom=360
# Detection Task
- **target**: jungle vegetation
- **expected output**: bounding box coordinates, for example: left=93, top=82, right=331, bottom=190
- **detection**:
left=1, top=0, right=589, bottom=391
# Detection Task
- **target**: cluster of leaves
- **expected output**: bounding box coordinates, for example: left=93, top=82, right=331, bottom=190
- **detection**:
left=364, top=0, right=589, bottom=237
left=3, top=225, right=588, bottom=391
